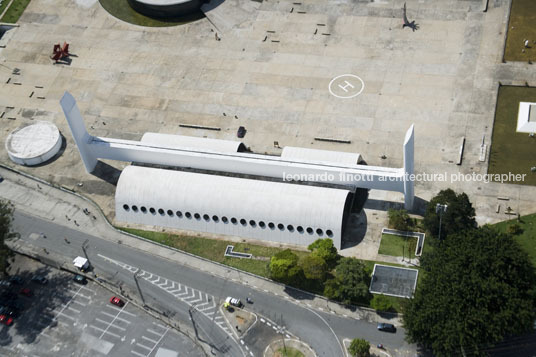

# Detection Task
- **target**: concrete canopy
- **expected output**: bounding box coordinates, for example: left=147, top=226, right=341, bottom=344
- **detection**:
left=115, top=166, right=351, bottom=249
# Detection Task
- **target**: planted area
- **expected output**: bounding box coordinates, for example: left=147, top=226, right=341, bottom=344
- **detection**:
left=488, top=85, right=536, bottom=186
left=378, top=233, right=417, bottom=260
left=504, top=0, right=536, bottom=62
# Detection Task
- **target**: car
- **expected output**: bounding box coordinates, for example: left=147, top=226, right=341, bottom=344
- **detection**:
left=8, top=276, right=24, bottom=285
left=0, top=280, right=12, bottom=288
left=0, top=175, right=3, bottom=183
left=31, top=275, right=48, bottom=285
left=0, top=314, right=13, bottom=326
left=225, top=297, right=243, bottom=308
left=19, top=288, right=32, bottom=297
left=377, top=323, right=396, bottom=333
left=110, top=296, right=125, bottom=307
left=73, top=275, right=87, bottom=285
left=237, top=126, right=246, bottom=138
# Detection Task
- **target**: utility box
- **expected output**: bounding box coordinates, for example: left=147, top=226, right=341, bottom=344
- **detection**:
left=73, top=256, right=90, bottom=272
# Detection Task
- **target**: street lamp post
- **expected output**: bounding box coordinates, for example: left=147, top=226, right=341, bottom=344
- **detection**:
left=436, top=203, right=448, bottom=244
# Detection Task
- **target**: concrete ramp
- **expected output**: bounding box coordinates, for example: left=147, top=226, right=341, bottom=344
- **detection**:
left=201, top=0, right=261, bottom=33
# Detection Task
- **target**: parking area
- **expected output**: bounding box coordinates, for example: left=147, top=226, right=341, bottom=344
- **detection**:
left=0, top=255, right=204, bottom=357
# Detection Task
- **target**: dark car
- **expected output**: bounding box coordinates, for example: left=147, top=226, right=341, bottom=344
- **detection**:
left=0, top=176, right=3, bottom=183
left=31, top=275, right=48, bottom=285
left=377, top=323, right=396, bottom=333
left=73, top=275, right=87, bottom=285
left=237, top=126, right=246, bottom=138
left=8, top=276, right=24, bottom=285
left=19, top=288, right=33, bottom=297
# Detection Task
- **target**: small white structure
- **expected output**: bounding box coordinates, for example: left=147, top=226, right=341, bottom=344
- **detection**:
left=517, top=102, right=536, bottom=133
left=5, top=121, right=62, bottom=166
left=116, top=166, right=351, bottom=249
left=73, top=256, right=89, bottom=271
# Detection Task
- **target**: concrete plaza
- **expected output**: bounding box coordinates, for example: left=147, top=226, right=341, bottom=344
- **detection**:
left=0, top=0, right=535, bottom=259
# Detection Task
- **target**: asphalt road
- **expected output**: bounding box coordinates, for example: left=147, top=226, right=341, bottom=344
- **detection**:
left=11, top=211, right=413, bottom=356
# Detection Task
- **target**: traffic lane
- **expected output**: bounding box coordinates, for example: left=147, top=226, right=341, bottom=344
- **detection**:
left=12, top=212, right=244, bottom=357
left=12, top=212, right=390, bottom=356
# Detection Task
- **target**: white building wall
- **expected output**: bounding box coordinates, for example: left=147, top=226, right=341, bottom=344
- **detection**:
left=115, top=166, right=351, bottom=249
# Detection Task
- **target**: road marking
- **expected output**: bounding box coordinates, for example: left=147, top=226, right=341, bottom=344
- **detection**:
left=131, top=351, right=146, bottom=357
left=68, top=306, right=81, bottom=313
left=99, top=302, right=129, bottom=339
left=266, top=322, right=271, bottom=327
left=146, top=327, right=169, bottom=356
left=146, top=328, right=162, bottom=336
left=101, top=311, right=132, bottom=324
left=260, top=318, right=265, bottom=323
left=90, top=325, right=121, bottom=339
left=153, top=322, right=168, bottom=329
left=142, top=335, right=158, bottom=344
left=71, top=300, right=87, bottom=307
left=95, top=318, right=111, bottom=325
left=52, top=286, right=83, bottom=323
left=136, top=343, right=152, bottom=351
left=56, top=312, right=76, bottom=321
left=106, top=305, right=137, bottom=316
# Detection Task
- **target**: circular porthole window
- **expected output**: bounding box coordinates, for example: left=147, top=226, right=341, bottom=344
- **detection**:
left=259, top=221, right=266, bottom=228
left=240, top=219, right=247, bottom=226
left=268, top=222, right=275, bottom=230
left=316, top=228, right=323, bottom=236
left=158, top=208, right=165, bottom=216
left=176, top=211, right=183, bottom=218
left=306, top=227, right=314, bottom=235
left=167, top=209, right=174, bottom=217
left=203, top=214, right=210, bottom=222
left=141, top=206, right=147, bottom=213
left=222, top=216, right=229, bottom=223
left=132, top=205, right=138, bottom=212
left=297, top=226, right=304, bottom=233
left=185, top=212, right=192, bottom=219
left=149, top=207, right=156, bottom=215
left=212, top=215, right=219, bottom=222
left=287, top=225, right=294, bottom=232
left=123, top=204, right=130, bottom=211
left=249, top=220, right=256, bottom=227
left=326, top=230, right=334, bottom=237
left=277, top=223, right=285, bottom=231
left=231, top=217, right=238, bottom=224
left=194, top=213, right=201, bottom=220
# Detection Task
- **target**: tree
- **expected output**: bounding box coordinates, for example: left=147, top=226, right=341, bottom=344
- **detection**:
left=348, top=338, right=370, bottom=357
left=300, top=255, right=328, bottom=281
left=0, top=200, right=14, bottom=275
left=269, top=249, right=303, bottom=285
left=423, top=189, right=476, bottom=239
left=308, top=238, right=339, bottom=267
left=403, top=227, right=536, bottom=356
left=388, top=208, right=410, bottom=231
left=324, top=257, right=369, bottom=304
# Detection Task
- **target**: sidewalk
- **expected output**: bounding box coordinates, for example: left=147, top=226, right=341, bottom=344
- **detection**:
left=0, top=164, right=403, bottom=327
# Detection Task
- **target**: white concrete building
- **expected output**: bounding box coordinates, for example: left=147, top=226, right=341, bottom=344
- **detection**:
left=116, top=166, right=352, bottom=249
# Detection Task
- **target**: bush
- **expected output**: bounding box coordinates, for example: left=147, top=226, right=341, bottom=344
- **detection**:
left=371, top=294, right=393, bottom=312
left=269, top=249, right=303, bottom=285
left=307, top=238, right=340, bottom=268
left=348, top=338, right=370, bottom=357
left=507, top=223, right=523, bottom=235
left=388, top=209, right=410, bottom=231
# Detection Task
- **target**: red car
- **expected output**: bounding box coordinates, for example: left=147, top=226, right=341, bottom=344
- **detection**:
left=110, top=296, right=125, bottom=307
left=19, top=288, right=33, bottom=297
left=0, top=314, right=13, bottom=326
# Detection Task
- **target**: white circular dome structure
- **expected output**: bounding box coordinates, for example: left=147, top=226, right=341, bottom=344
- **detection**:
left=6, top=121, right=62, bottom=166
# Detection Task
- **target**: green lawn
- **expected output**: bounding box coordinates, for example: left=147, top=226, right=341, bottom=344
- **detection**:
left=378, top=233, right=417, bottom=260
left=504, top=0, right=536, bottom=62
left=1, top=0, right=31, bottom=23
left=488, top=85, right=536, bottom=186
left=492, top=213, right=536, bottom=267
left=99, top=0, right=204, bottom=27
left=119, top=227, right=309, bottom=277
left=276, top=347, right=304, bottom=357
